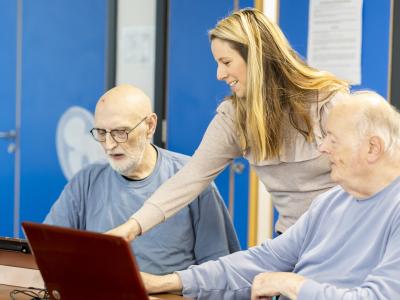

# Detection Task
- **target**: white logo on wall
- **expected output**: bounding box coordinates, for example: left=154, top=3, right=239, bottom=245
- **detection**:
left=56, top=106, right=106, bottom=180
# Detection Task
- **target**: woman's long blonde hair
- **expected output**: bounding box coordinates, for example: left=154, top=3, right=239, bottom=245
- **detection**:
left=209, top=8, right=349, bottom=162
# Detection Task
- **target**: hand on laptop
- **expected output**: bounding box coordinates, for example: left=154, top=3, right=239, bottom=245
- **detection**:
left=140, top=272, right=183, bottom=294
left=105, top=218, right=141, bottom=241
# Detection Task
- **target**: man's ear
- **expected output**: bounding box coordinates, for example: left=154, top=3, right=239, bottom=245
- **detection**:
left=367, top=136, right=384, bottom=163
left=146, top=113, right=158, bottom=138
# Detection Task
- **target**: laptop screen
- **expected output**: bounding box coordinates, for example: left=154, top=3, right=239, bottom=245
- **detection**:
left=22, top=221, right=149, bottom=300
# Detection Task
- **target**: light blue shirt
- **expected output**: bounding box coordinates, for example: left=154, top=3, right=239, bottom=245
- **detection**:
left=44, top=146, right=240, bottom=275
left=178, top=177, right=400, bottom=299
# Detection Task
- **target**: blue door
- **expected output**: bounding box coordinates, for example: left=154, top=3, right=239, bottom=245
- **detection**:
left=18, top=0, right=108, bottom=236
left=167, top=0, right=253, bottom=248
left=0, top=0, right=109, bottom=237
left=0, top=1, right=17, bottom=237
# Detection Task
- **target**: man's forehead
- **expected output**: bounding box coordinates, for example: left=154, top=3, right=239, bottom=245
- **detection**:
left=327, top=108, right=345, bottom=127
left=329, top=101, right=360, bottom=122
left=94, top=106, right=141, bottom=128
left=326, top=108, right=355, bottom=134
left=98, top=91, right=150, bottom=114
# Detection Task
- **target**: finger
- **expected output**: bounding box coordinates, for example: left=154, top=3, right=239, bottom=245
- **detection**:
left=251, top=285, right=257, bottom=299
left=251, top=293, right=271, bottom=300
left=251, top=279, right=260, bottom=300
left=251, top=286, right=264, bottom=300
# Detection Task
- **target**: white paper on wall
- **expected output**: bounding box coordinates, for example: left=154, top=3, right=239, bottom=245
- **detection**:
left=119, top=26, right=155, bottom=66
left=116, top=25, right=156, bottom=102
left=307, top=0, right=363, bottom=85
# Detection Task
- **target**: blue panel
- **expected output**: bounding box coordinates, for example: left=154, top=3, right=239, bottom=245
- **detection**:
left=215, top=157, right=249, bottom=249
left=279, top=0, right=309, bottom=59
left=18, top=0, right=107, bottom=234
left=0, top=1, right=17, bottom=236
left=167, top=1, right=233, bottom=153
left=168, top=1, right=253, bottom=248
left=359, top=0, right=391, bottom=97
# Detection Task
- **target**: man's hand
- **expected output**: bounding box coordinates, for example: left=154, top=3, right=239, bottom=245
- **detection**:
left=251, top=272, right=306, bottom=300
left=105, top=218, right=141, bottom=242
left=141, top=272, right=183, bottom=294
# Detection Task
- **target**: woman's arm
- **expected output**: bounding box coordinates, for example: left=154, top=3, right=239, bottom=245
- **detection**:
left=107, top=101, right=242, bottom=241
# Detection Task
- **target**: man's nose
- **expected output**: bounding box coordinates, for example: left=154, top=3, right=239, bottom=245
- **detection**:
left=104, top=133, right=118, bottom=150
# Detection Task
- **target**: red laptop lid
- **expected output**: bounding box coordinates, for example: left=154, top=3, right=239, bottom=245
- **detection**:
left=22, top=221, right=149, bottom=300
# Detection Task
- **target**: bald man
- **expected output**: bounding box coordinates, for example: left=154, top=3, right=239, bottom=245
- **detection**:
left=44, top=85, right=240, bottom=275
left=141, top=91, right=400, bottom=299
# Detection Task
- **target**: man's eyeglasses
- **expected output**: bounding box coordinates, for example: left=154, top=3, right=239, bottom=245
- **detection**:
left=90, top=116, right=148, bottom=143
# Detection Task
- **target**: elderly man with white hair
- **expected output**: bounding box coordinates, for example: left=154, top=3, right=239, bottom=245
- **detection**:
left=141, top=90, right=400, bottom=300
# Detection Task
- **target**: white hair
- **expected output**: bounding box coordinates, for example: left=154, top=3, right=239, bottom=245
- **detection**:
left=350, top=91, right=400, bottom=158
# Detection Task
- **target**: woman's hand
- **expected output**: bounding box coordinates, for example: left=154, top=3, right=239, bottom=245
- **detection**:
left=105, top=218, right=141, bottom=242
left=141, top=272, right=183, bottom=294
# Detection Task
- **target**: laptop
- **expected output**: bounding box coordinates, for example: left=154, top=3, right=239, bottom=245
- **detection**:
left=0, top=237, right=31, bottom=254
left=22, top=221, right=155, bottom=300
left=0, top=236, right=44, bottom=288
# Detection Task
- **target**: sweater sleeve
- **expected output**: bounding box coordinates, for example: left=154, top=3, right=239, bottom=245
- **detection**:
left=298, top=210, right=400, bottom=300
left=132, top=101, right=242, bottom=233
left=190, top=183, right=241, bottom=264
left=176, top=205, right=313, bottom=299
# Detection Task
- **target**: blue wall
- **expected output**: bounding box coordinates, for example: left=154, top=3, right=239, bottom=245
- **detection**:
left=19, top=0, right=108, bottom=234
left=0, top=0, right=108, bottom=237
left=0, top=1, right=17, bottom=236
left=167, top=0, right=253, bottom=248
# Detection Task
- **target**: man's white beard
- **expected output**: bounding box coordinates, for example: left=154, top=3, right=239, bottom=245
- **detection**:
left=107, top=138, right=147, bottom=176
left=108, top=157, right=141, bottom=176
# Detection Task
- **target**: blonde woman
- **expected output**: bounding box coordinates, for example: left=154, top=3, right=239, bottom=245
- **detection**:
left=108, top=8, right=349, bottom=240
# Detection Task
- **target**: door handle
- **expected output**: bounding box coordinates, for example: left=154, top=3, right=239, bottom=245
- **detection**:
left=0, top=130, right=17, bottom=153
left=228, top=161, right=245, bottom=220
left=0, top=130, right=16, bottom=139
